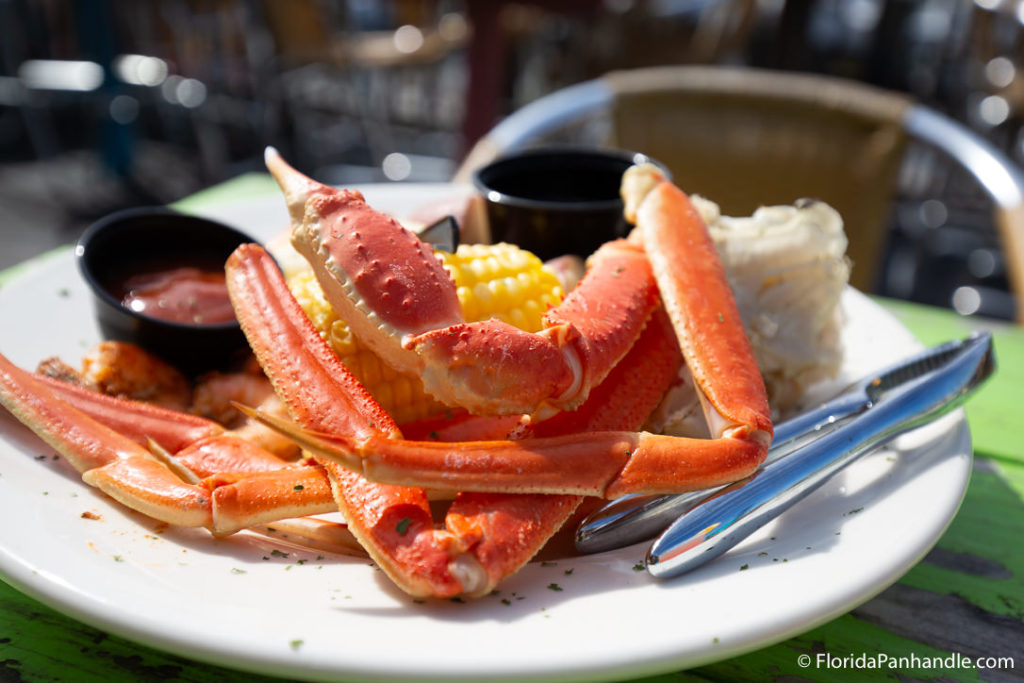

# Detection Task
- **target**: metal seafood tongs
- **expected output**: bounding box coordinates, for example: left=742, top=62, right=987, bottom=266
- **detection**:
left=575, top=332, right=995, bottom=578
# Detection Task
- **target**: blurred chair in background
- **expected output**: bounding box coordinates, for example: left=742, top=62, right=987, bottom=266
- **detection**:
left=457, top=65, right=1024, bottom=322
left=2, top=0, right=1024, bottom=319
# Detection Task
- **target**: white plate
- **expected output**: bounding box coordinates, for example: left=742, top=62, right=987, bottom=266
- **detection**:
left=0, top=185, right=972, bottom=682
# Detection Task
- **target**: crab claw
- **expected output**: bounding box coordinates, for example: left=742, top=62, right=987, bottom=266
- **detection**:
left=264, top=147, right=332, bottom=225
left=264, top=149, right=611, bottom=416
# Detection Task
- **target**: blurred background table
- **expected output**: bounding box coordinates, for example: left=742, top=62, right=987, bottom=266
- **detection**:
left=0, top=173, right=1022, bottom=682
left=4, top=0, right=1024, bottom=321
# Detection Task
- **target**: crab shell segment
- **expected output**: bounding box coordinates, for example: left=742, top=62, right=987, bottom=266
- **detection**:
left=627, top=164, right=772, bottom=445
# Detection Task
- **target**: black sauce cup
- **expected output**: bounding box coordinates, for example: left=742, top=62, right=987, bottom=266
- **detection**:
left=76, top=208, right=254, bottom=375
left=472, top=147, right=666, bottom=260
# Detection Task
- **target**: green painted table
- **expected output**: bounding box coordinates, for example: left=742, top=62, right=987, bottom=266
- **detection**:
left=1, top=177, right=1022, bottom=682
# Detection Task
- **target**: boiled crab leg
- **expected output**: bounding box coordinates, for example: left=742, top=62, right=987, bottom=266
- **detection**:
left=623, top=164, right=771, bottom=442
left=254, top=166, right=773, bottom=498
left=0, top=353, right=349, bottom=536
left=266, top=148, right=660, bottom=416
left=0, top=354, right=209, bottom=527
left=36, top=373, right=342, bottom=529
left=225, top=244, right=682, bottom=597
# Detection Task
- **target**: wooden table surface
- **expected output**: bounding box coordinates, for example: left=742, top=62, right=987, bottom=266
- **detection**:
left=0, top=178, right=1021, bottom=682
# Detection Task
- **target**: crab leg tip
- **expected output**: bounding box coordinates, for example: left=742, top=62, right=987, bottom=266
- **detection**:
left=263, top=148, right=323, bottom=225
left=621, top=163, right=667, bottom=224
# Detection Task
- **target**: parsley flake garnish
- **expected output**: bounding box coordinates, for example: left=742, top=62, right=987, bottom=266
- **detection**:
left=547, top=583, right=563, bottom=592
left=396, top=517, right=412, bottom=535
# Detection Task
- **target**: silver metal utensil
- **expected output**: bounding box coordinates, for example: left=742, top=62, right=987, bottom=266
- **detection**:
left=575, top=335, right=979, bottom=554
left=644, top=331, right=993, bottom=579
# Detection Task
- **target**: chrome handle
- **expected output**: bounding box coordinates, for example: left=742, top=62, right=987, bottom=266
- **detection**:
left=645, top=332, right=993, bottom=579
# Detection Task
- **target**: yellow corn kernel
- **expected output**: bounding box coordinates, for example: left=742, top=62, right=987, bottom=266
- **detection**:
left=438, top=242, right=564, bottom=333
left=286, top=242, right=564, bottom=424
left=287, top=268, right=446, bottom=424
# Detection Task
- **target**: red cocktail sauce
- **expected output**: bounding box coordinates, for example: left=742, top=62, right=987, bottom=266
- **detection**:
left=120, top=266, right=235, bottom=325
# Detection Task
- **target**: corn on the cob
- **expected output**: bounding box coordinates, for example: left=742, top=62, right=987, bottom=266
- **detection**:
left=438, top=242, right=563, bottom=332
left=288, top=242, right=564, bottom=424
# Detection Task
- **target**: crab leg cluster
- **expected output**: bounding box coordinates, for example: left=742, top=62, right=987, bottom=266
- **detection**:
left=0, top=243, right=681, bottom=598
left=224, top=243, right=682, bottom=596
left=257, top=161, right=773, bottom=500
left=0, top=153, right=773, bottom=599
